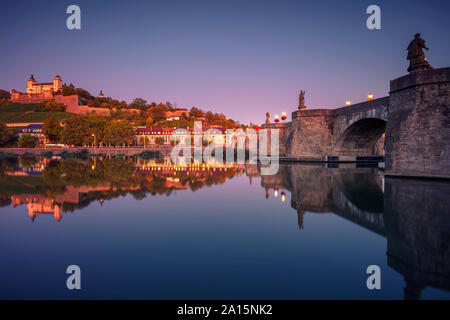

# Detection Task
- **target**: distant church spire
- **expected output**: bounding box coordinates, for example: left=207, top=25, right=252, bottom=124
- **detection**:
left=98, top=89, right=104, bottom=98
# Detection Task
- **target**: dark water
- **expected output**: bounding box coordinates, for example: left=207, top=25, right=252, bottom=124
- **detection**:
left=0, top=156, right=449, bottom=299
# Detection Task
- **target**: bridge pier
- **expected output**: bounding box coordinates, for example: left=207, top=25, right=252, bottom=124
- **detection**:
left=286, top=109, right=334, bottom=161
left=386, top=67, right=450, bottom=179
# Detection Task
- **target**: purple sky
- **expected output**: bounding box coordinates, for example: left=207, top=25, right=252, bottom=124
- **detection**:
left=1, top=0, right=449, bottom=124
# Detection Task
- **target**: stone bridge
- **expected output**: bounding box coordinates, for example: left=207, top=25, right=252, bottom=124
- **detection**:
left=263, top=67, right=450, bottom=179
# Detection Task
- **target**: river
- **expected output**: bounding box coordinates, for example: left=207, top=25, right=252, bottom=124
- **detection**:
left=0, top=156, right=449, bottom=299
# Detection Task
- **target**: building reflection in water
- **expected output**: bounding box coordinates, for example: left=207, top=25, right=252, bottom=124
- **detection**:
left=259, top=162, right=450, bottom=299
left=0, top=156, right=245, bottom=222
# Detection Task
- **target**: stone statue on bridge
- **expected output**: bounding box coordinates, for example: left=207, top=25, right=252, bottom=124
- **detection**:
left=298, top=90, right=307, bottom=110
left=407, top=33, right=433, bottom=73
left=265, top=112, right=270, bottom=124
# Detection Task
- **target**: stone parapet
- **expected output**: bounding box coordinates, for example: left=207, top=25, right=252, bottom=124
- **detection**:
left=292, top=109, right=333, bottom=119
left=390, top=67, right=450, bottom=93
left=333, top=97, right=389, bottom=116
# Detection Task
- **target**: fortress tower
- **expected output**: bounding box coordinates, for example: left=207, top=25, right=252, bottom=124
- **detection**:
left=53, top=75, right=62, bottom=92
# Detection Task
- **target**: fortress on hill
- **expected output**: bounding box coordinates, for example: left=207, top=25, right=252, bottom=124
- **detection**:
left=11, top=74, right=62, bottom=103
left=26, top=74, right=62, bottom=94
left=7, top=74, right=185, bottom=119
left=10, top=74, right=110, bottom=116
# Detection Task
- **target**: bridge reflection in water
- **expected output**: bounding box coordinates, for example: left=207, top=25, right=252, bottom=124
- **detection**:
left=260, top=163, right=450, bottom=300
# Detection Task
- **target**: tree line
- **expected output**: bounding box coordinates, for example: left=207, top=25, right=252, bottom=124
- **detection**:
left=44, top=114, right=135, bottom=147
left=57, top=85, right=243, bottom=129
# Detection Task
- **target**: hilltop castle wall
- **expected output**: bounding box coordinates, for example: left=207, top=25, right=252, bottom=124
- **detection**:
left=9, top=75, right=111, bottom=116
left=53, top=94, right=110, bottom=116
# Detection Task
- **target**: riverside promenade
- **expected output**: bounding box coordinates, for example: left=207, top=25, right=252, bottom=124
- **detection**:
left=0, top=146, right=174, bottom=157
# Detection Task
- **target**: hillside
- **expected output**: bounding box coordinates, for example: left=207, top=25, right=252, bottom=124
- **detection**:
left=7, top=112, right=71, bottom=123
left=0, top=103, right=72, bottom=123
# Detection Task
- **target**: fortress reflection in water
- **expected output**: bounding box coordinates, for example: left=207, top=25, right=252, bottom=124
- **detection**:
left=0, top=157, right=448, bottom=299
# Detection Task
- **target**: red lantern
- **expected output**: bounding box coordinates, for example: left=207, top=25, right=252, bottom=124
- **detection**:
left=274, top=115, right=280, bottom=123
left=281, top=112, right=287, bottom=121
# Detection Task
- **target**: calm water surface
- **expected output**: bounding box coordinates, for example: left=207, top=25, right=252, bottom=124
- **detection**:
left=0, top=156, right=449, bottom=299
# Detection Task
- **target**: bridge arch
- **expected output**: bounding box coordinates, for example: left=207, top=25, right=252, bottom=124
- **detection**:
left=334, top=118, right=386, bottom=157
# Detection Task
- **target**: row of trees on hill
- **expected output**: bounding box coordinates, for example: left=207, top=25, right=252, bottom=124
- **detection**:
left=0, top=89, right=11, bottom=106
left=105, top=98, right=240, bottom=129
left=43, top=115, right=135, bottom=147
left=0, top=99, right=66, bottom=111
left=36, top=100, right=66, bottom=112
left=61, top=84, right=92, bottom=101
left=0, top=90, right=10, bottom=100
left=88, top=97, right=128, bottom=109
left=56, top=84, right=243, bottom=128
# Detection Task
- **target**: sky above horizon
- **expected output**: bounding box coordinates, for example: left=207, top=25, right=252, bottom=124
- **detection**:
left=1, top=0, right=449, bottom=124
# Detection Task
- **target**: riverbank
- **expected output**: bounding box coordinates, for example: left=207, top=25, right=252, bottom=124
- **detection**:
left=0, top=146, right=173, bottom=157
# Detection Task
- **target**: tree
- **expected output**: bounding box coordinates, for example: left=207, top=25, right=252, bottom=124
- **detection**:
left=205, top=111, right=214, bottom=121
left=43, top=117, right=63, bottom=142
left=129, top=98, right=148, bottom=110
left=62, top=85, right=93, bottom=101
left=61, top=114, right=110, bottom=146
left=150, top=103, right=166, bottom=122
left=62, top=84, right=76, bottom=96
left=88, top=97, right=124, bottom=110
left=103, top=120, right=135, bottom=146
left=146, top=116, right=154, bottom=125
left=189, top=106, right=204, bottom=118
left=88, top=97, right=106, bottom=108
left=0, top=98, right=10, bottom=106
left=119, top=101, right=128, bottom=109
left=75, top=88, right=93, bottom=101
left=0, top=89, right=11, bottom=100
left=61, top=115, right=93, bottom=146
left=88, top=115, right=107, bottom=146
left=18, top=134, right=38, bottom=148
left=0, top=122, right=15, bottom=146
